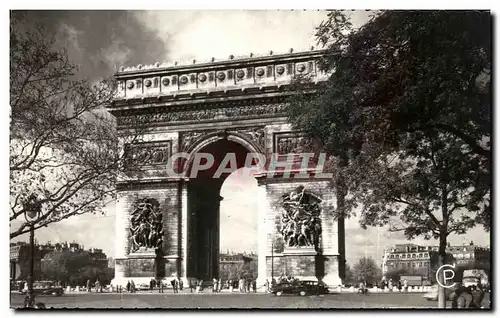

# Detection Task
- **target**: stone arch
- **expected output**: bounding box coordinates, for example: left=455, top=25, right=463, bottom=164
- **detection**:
left=181, top=131, right=261, bottom=178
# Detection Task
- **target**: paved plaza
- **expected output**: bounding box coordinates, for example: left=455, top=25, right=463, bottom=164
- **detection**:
left=10, top=292, right=491, bottom=309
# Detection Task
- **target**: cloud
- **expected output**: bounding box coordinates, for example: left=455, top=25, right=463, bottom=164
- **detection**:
left=134, top=10, right=374, bottom=64
left=12, top=10, right=171, bottom=81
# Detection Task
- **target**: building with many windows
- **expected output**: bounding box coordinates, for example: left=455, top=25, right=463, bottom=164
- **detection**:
left=381, top=242, right=490, bottom=282
left=218, top=252, right=257, bottom=281
left=10, top=241, right=109, bottom=282
left=381, top=244, right=437, bottom=280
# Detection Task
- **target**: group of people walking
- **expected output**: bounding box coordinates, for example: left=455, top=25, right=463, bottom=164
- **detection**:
left=378, top=278, right=409, bottom=292
left=451, top=283, right=486, bottom=309
left=86, top=279, right=104, bottom=293
left=99, top=276, right=263, bottom=294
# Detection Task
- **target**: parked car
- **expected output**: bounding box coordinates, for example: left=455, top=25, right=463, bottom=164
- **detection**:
left=423, top=284, right=454, bottom=301
left=271, top=280, right=329, bottom=296
left=299, top=281, right=329, bottom=295
left=462, top=277, right=481, bottom=288
left=21, top=281, right=63, bottom=296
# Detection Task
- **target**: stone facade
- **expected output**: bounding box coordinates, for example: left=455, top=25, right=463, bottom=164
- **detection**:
left=107, top=49, right=344, bottom=288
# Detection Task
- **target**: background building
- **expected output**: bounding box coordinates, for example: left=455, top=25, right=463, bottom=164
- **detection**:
left=218, top=252, right=257, bottom=281
left=381, top=242, right=490, bottom=283
left=10, top=241, right=108, bottom=282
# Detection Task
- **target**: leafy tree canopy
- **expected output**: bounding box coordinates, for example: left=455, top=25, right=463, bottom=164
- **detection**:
left=10, top=14, right=147, bottom=239
left=352, top=257, right=382, bottom=284
left=287, top=11, right=491, bottom=307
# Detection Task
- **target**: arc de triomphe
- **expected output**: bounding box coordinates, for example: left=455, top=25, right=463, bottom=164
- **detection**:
left=107, top=49, right=345, bottom=289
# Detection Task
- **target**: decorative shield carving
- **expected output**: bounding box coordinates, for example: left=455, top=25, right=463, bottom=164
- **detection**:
left=129, top=198, right=164, bottom=253
left=280, top=186, right=322, bottom=251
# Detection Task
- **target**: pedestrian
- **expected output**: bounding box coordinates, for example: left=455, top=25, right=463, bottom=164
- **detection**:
left=126, top=280, right=131, bottom=293
left=397, top=280, right=402, bottom=292
left=130, top=280, right=136, bottom=293
left=358, top=281, right=366, bottom=294
left=19, top=281, right=25, bottom=293
left=265, top=279, right=270, bottom=293
left=158, top=279, right=164, bottom=293
left=198, top=279, right=203, bottom=292
left=470, top=284, right=485, bottom=308
left=218, top=279, right=222, bottom=292
left=179, top=278, right=184, bottom=291
left=403, top=279, right=408, bottom=293
left=171, top=277, right=178, bottom=293
left=212, top=278, right=218, bottom=293
left=252, top=280, right=257, bottom=293
left=150, top=279, right=154, bottom=293
left=189, top=279, right=194, bottom=293
left=388, top=279, right=393, bottom=291
left=451, top=284, right=473, bottom=308
left=195, top=279, right=200, bottom=293
left=87, top=279, right=92, bottom=293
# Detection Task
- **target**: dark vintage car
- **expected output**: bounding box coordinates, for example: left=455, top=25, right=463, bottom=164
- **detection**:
left=272, top=280, right=329, bottom=296
left=21, top=281, right=64, bottom=296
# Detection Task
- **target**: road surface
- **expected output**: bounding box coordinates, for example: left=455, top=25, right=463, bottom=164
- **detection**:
left=10, top=291, right=491, bottom=309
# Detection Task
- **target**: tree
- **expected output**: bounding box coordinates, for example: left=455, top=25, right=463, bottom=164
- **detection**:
left=9, top=14, right=146, bottom=239
left=41, top=250, right=113, bottom=287
left=238, top=260, right=258, bottom=280
left=384, top=268, right=411, bottom=282
left=287, top=10, right=491, bottom=308
left=343, top=263, right=355, bottom=286
left=352, top=257, right=382, bottom=285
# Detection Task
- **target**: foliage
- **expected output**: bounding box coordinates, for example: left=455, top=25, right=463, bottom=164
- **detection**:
left=352, top=257, right=382, bottom=285
left=343, top=263, right=355, bottom=285
left=384, top=268, right=412, bottom=282
left=238, top=260, right=258, bottom=280
left=41, top=250, right=113, bottom=287
left=287, top=11, right=490, bottom=307
left=9, top=15, right=146, bottom=239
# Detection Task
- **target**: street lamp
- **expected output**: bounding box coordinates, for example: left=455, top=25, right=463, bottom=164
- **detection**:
left=23, top=195, right=42, bottom=308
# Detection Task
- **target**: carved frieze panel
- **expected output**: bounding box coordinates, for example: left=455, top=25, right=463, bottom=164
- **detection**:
left=273, top=132, right=310, bottom=154
left=179, top=131, right=208, bottom=153
left=179, top=126, right=266, bottom=153
left=129, top=197, right=164, bottom=254
left=280, top=185, right=322, bottom=251
left=117, top=103, right=288, bottom=127
left=232, top=126, right=265, bottom=153
left=124, top=140, right=172, bottom=167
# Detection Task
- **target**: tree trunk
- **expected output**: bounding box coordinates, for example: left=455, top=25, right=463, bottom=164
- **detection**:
left=438, top=185, right=450, bottom=309
left=336, top=151, right=348, bottom=283
left=437, top=233, right=447, bottom=309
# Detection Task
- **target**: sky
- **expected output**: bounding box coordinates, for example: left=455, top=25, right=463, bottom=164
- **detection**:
left=10, top=10, right=490, bottom=267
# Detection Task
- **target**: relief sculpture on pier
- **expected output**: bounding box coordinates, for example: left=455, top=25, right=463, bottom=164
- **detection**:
left=280, top=186, right=322, bottom=251
left=129, top=198, right=164, bottom=253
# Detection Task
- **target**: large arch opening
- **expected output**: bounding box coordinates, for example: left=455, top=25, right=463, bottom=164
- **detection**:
left=218, top=168, right=258, bottom=282
left=186, top=138, right=259, bottom=282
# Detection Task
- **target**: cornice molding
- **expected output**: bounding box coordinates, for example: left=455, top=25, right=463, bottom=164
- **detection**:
left=109, top=49, right=328, bottom=104
left=115, top=49, right=327, bottom=78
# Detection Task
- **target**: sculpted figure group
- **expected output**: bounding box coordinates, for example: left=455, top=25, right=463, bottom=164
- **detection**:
left=129, top=198, right=164, bottom=253
left=280, top=186, right=322, bottom=251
